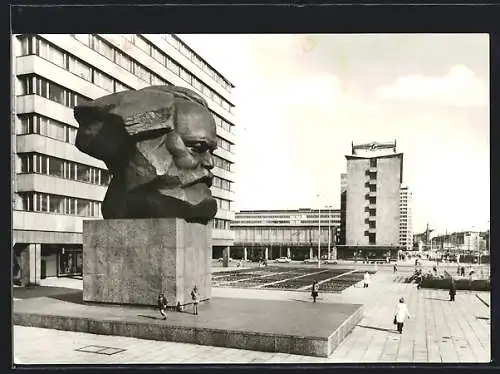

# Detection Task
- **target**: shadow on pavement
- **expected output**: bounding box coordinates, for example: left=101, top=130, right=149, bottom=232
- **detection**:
left=138, top=314, right=165, bottom=320
left=13, top=286, right=82, bottom=301
left=357, top=324, right=399, bottom=334
left=425, top=297, right=451, bottom=302
left=51, top=290, right=85, bottom=305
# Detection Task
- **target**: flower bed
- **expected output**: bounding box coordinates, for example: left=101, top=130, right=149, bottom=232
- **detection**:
left=211, top=267, right=370, bottom=292
left=212, top=275, right=251, bottom=283
left=263, top=269, right=351, bottom=290
left=214, top=270, right=304, bottom=288
left=319, top=279, right=361, bottom=292
left=335, top=274, right=364, bottom=282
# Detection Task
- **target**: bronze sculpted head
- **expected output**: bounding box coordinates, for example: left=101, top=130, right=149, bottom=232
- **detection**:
left=73, top=85, right=218, bottom=224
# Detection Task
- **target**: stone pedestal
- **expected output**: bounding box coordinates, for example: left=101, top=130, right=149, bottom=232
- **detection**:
left=82, top=218, right=211, bottom=307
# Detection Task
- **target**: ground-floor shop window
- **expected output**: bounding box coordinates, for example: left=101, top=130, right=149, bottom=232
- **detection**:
left=58, top=250, right=82, bottom=276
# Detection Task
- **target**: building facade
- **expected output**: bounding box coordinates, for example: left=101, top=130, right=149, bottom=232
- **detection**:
left=431, top=231, right=488, bottom=255
left=399, top=186, right=413, bottom=251
left=339, top=141, right=403, bottom=260
left=230, top=209, right=340, bottom=261
left=12, top=34, right=236, bottom=284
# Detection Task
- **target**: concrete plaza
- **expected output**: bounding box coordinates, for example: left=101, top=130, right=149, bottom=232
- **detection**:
left=13, top=265, right=490, bottom=364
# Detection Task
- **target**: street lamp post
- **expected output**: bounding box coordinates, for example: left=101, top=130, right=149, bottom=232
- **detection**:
left=318, top=204, right=321, bottom=268
left=328, top=208, right=331, bottom=260
left=476, top=229, right=480, bottom=266
left=325, top=205, right=333, bottom=260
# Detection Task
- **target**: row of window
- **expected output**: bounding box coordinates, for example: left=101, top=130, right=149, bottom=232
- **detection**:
left=19, top=113, right=76, bottom=144
left=214, top=155, right=232, bottom=172
left=216, top=137, right=233, bottom=153
left=212, top=218, right=231, bottom=231
left=237, top=214, right=340, bottom=218
left=212, top=176, right=232, bottom=192
left=161, top=34, right=233, bottom=93
left=69, top=34, right=233, bottom=115
left=235, top=228, right=332, bottom=242
left=19, top=153, right=111, bottom=186
left=70, top=34, right=170, bottom=88
left=162, top=34, right=233, bottom=92
left=20, top=36, right=132, bottom=94
left=234, top=220, right=340, bottom=225
left=20, top=37, right=235, bottom=137
left=125, top=34, right=233, bottom=113
left=18, top=113, right=233, bottom=176
left=20, top=34, right=235, bottom=136
left=20, top=75, right=90, bottom=108
left=18, top=76, right=235, bottom=157
left=214, top=197, right=231, bottom=211
left=21, top=35, right=235, bottom=137
left=19, top=192, right=101, bottom=217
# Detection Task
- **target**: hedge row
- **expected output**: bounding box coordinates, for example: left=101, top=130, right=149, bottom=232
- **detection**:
left=419, top=278, right=490, bottom=291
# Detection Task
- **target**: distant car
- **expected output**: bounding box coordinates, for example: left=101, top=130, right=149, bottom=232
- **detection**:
left=275, top=257, right=291, bottom=263
left=217, top=257, right=234, bottom=263
left=323, top=259, right=338, bottom=264
left=303, top=258, right=319, bottom=264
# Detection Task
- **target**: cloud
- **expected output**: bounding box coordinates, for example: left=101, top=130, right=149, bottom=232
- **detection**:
left=375, top=65, right=488, bottom=107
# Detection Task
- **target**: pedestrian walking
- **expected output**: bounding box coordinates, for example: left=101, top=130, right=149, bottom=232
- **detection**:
left=191, top=285, right=200, bottom=315
left=311, top=280, right=319, bottom=303
left=393, top=297, right=411, bottom=334
left=393, top=263, right=398, bottom=273
left=449, top=278, right=457, bottom=302
left=157, top=293, right=168, bottom=320
left=363, top=272, right=371, bottom=288
left=460, top=266, right=465, bottom=277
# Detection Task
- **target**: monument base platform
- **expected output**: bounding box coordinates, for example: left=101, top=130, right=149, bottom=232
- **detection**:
left=13, top=288, right=363, bottom=358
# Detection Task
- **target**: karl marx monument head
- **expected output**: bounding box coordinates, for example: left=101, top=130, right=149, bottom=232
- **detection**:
left=73, top=85, right=218, bottom=224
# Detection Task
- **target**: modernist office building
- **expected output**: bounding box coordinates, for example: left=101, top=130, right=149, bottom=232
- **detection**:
left=338, top=141, right=403, bottom=260
left=399, top=186, right=413, bottom=251
left=230, top=209, right=340, bottom=261
left=12, top=34, right=236, bottom=284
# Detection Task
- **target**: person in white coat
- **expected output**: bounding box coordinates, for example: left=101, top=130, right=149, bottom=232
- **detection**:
left=394, top=297, right=411, bottom=334
left=363, top=272, right=371, bottom=288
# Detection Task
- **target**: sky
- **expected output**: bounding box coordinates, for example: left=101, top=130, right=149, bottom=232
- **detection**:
left=178, top=34, right=490, bottom=234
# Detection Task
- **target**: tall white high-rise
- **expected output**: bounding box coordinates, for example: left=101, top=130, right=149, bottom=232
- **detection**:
left=399, top=186, right=413, bottom=251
